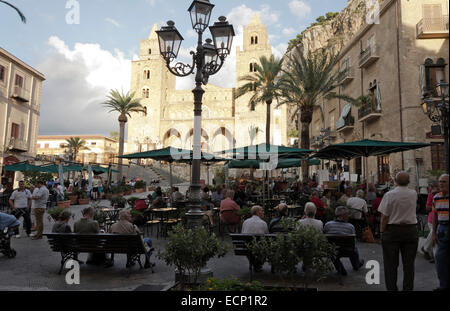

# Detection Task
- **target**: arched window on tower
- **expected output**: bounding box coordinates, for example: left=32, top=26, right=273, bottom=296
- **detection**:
left=252, top=63, right=257, bottom=72
left=251, top=37, right=254, bottom=45
left=149, top=49, right=152, bottom=55
left=142, top=88, right=150, bottom=98
left=144, top=70, right=150, bottom=80
left=254, top=36, right=258, bottom=45
left=249, top=63, right=253, bottom=72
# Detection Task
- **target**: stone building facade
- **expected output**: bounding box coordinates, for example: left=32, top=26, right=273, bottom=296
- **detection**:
left=127, top=15, right=288, bottom=155
left=37, top=135, right=118, bottom=165
left=0, top=48, right=45, bottom=188
left=307, top=0, right=449, bottom=187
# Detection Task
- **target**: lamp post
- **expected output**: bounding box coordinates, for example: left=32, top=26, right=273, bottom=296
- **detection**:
left=156, top=0, right=235, bottom=228
left=422, top=80, right=449, bottom=174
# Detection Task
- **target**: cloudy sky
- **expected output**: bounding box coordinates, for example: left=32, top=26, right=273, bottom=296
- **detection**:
left=1, top=0, right=348, bottom=136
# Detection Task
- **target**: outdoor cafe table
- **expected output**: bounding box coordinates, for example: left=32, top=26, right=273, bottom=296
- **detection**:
left=100, top=207, right=121, bottom=231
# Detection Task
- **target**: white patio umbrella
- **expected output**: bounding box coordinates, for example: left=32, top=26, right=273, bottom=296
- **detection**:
left=88, top=165, right=93, bottom=193
left=58, top=163, right=64, bottom=185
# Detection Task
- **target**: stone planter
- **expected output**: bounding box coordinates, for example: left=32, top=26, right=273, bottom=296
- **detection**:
left=57, top=201, right=71, bottom=209
left=124, top=190, right=132, bottom=195
left=135, top=188, right=145, bottom=193
left=78, top=198, right=90, bottom=205
left=68, top=195, right=78, bottom=205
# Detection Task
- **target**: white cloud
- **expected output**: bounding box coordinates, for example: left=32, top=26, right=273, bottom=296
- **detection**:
left=272, top=43, right=288, bottom=59
left=282, top=27, right=296, bottom=37
left=146, top=0, right=158, bottom=7
left=227, top=4, right=280, bottom=30
left=289, top=0, right=312, bottom=20
left=105, top=18, right=121, bottom=28
left=38, top=37, right=135, bottom=136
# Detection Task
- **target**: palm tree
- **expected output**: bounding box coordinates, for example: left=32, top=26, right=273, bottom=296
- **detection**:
left=102, top=89, right=145, bottom=181
left=65, top=137, right=88, bottom=163
left=278, top=47, right=356, bottom=181
left=235, top=55, right=283, bottom=145
left=1, top=0, right=26, bottom=23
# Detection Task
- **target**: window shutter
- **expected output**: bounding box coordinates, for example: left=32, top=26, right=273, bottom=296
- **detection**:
left=376, top=83, right=382, bottom=111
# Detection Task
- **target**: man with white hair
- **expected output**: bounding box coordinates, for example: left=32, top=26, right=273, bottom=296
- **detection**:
left=110, top=209, right=154, bottom=269
left=241, top=205, right=269, bottom=235
left=241, top=205, right=269, bottom=273
left=347, top=189, right=368, bottom=220
left=378, top=171, right=418, bottom=291
left=298, top=202, right=323, bottom=231
left=324, top=206, right=364, bottom=276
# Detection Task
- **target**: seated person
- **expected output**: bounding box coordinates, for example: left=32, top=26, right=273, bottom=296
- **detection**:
left=151, top=188, right=166, bottom=209
left=74, top=207, right=111, bottom=266
left=347, top=190, right=368, bottom=220
left=242, top=205, right=269, bottom=235
left=268, top=203, right=291, bottom=233
left=211, top=187, right=223, bottom=207
left=52, top=210, right=72, bottom=233
left=0, top=212, right=20, bottom=236
left=347, top=190, right=369, bottom=239
left=241, top=206, right=269, bottom=272
left=220, top=190, right=240, bottom=232
left=110, top=209, right=153, bottom=269
left=201, top=187, right=214, bottom=226
left=338, top=187, right=353, bottom=205
left=298, top=202, right=323, bottom=232
left=310, top=190, right=328, bottom=222
left=171, top=187, right=184, bottom=202
left=134, top=199, right=148, bottom=212
left=323, top=206, right=364, bottom=276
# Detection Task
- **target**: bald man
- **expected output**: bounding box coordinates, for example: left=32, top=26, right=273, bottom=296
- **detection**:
left=378, top=171, right=418, bottom=291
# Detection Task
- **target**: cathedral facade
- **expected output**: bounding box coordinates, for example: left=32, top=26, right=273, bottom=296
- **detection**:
left=127, top=15, right=288, bottom=155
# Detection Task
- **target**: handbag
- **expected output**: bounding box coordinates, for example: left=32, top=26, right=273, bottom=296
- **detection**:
left=362, top=226, right=376, bottom=243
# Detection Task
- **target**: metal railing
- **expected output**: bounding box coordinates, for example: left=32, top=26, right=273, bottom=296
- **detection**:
left=359, top=44, right=379, bottom=67
left=358, top=100, right=381, bottom=120
left=338, top=66, right=354, bottom=83
left=417, top=15, right=449, bottom=34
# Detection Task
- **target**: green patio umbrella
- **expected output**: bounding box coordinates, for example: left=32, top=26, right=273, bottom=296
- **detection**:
left=311, top=139, right=431, bottom=183
left=312, top=139, right=431, bottom=160
left=3, top=162, right=47, bottom=172
left=225, top=158, right=321, bottom=169
left=218, top=143, right=313, bottom=160
left=118, top=146, right=229, bottom=188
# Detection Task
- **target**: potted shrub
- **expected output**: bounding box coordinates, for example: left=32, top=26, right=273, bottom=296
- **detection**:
left=57, top=192, right=71, bottom=209
left=158, top=223, right=229, bottom=290
left=123, top=184, right=133, bottom=195
left=196, top=278, right=265, bottom=291
left=78, top=190, right=90, bottom=205
left=68, top=192, right=78, bottom=205
left=135, top=180, right=147, bottom=193
left=247, top=219, right=336, bottom=290
left=93, top=208, right=107, bottom=228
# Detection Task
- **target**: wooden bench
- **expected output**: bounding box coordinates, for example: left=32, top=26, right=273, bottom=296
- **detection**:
left=43, top=233, right=150, bottom=275
left=229, top=233, right=356, bottom=283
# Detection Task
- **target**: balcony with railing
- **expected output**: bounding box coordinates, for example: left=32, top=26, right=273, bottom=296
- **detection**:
left=11, top=86, right=30, bottom=102
left=359, top=44, right=379, bottom=68
left=336, top=115, right=355, bottom=133
left=417, top=15, right=449, bottom=39
left=358, top=100, right=382, bottom=122
left=338, top=66, right=355, bottom=85
left=8, top=137, right=28, bottom=152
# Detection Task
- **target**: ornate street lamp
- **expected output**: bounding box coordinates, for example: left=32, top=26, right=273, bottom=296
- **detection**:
left=422, top=80, right=449, bottom=174
left=156, top=0, right=235, bottom=228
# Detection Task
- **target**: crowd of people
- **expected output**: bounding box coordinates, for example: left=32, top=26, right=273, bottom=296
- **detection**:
left=0, top=170, right=448, bottom=291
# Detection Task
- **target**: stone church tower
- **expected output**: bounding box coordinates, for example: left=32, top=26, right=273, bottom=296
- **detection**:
left=127, top=16, right=287, bottom=154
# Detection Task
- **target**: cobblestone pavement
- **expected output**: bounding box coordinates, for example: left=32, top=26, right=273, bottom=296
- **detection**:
left=0, top=202, right=439, bottom=291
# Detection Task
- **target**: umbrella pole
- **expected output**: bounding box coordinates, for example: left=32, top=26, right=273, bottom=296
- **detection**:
left=169, top=162, right=173, bottom=189
left=207, top=165, right=210, bottom=186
